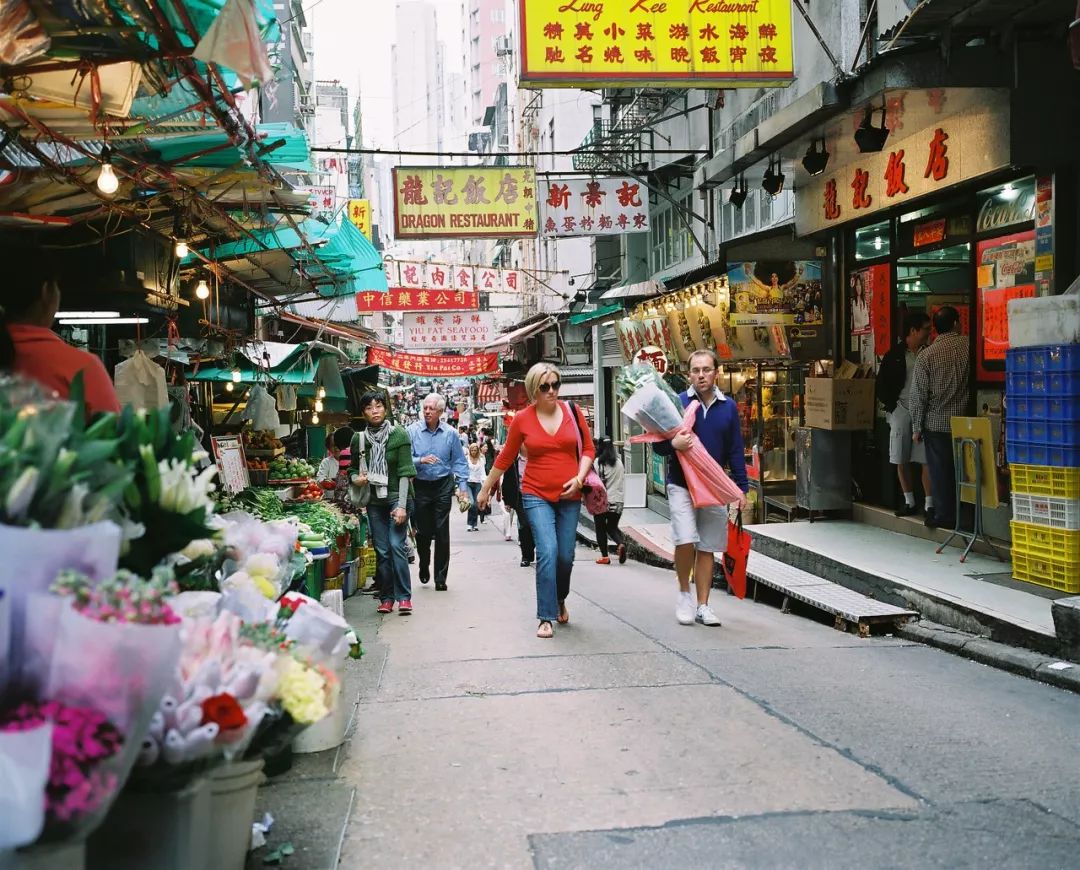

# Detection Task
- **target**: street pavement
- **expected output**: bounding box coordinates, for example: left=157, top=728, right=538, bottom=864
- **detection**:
left=334, top=507, right=1080, bottom=869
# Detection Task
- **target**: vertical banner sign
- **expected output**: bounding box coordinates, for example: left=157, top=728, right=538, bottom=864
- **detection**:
left=976, top=231, right=1036, bottom=381
left=347, top=199, right=372, bottom=238
left=356, top=289, right=480, bottom=313
left=539, top=176, right=650, bottom=236
left=518, top=0, right=795, bottom=89
left=615, top=318, right=647, bottom=364
left=847, top=264, right=891, bottom=354
left=393, top=166, right=538, bottom=239
left=402, top=311, right=496, bottom=350
left=367, top=347, right=499, bottom=377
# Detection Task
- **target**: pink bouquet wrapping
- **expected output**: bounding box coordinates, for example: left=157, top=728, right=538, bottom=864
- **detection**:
left=619, top=367, right=745, bottom=509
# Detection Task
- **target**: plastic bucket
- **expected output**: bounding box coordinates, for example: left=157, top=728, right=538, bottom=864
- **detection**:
left=293, top=678, right=348, bottom=754
left=87, top=777, right=210, bottom=870
left=207, top=760, right=264, bottom=870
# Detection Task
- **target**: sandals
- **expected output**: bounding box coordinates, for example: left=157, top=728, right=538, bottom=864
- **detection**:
left=557, top=601, right=569, bottom=624
left=537, top=620, right=554, bottom=638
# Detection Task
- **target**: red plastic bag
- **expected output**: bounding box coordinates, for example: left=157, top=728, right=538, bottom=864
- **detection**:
left=722, top=510, right=751, bottom=600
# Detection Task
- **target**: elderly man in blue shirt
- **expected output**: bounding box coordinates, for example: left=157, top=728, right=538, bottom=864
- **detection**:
left=407, top=393, right=470, bottom=591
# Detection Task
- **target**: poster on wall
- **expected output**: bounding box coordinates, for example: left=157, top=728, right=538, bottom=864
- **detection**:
left=726, top=261, right=823, bottom=327
left=928, top=299, right=971, bottom=340
left=848, top=264, right=891, bottom=355
left=976, top=230, right=1036, bottom=382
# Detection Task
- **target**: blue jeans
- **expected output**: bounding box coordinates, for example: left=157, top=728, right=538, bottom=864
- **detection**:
left=522, top=495, right=581, bottom=622
left=467, top=481, right=482, bottom=527
left=367, top=501, right=412, bottom=602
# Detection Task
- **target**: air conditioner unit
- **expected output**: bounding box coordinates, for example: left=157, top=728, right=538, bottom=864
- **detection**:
left=495, top=35, right=512, bottom=57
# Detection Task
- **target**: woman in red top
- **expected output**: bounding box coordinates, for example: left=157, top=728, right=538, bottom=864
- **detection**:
left=478, top=363, right=594, bottom=638
left=0, top=260, right=120, bottom=415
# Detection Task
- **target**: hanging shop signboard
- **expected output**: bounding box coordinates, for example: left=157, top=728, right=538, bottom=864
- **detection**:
left=615, top=318, right=648, bottom=363
left=726, top=261, right=823, bottom=327
left=384, top=259, right=522, bottom=293
left=356, top=289, right=480, bottom=313
left=539, top=176, right=650, bottom=237
left=347, top=199, right=372, bottom=239
left=367, top=347, right=500, bottom=377
left=392, top=166, right=538, bottom=239
left=305, top=185, right=337, bottom=221
left=633, top=345, right=668, bottom=375
left=795, top=89, right=1011, bottom=237
left=402, top=311, right=496, bottom=350
left=518, top=0, right=795, bottom=89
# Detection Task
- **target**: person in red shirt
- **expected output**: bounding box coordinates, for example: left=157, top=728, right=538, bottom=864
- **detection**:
left=478, top=363, right=594, bottom=638
left=0, top=261, right=120, bottom=415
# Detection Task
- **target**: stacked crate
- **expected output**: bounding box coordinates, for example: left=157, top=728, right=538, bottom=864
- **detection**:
left=1006, top=344, right=1080, bottom=593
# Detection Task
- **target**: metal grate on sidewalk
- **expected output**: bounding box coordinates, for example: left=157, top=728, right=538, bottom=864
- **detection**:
left=746, top=551, right=917, bottom=637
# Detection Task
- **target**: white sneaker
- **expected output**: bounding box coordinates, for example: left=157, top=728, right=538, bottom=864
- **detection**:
left=675, top=591, right=695, bottom=626
left=695, top=603, right=722, bottom=627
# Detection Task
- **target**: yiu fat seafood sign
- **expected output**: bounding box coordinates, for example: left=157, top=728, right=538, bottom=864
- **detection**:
left=402, top=310, right=496, bottom=350
left=518, top=0, right=795, bottom=88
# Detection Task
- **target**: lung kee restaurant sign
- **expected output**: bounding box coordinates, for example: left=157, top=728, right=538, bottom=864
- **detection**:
left=367, top=347, right=499, bottom=377
left=356, top=289, right=480, bottom=313
left=392, top=167, right=538, bottom=239
left=519, top=0, right=795, bottom=88
left=384, top=259, right=522, bottom=294
left=795, top=89, right=1011, bottom=237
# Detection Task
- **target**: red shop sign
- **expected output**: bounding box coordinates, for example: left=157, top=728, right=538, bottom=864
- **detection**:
left=356, top=289, right=480, bottom=313
left=367, top=347, right=499, bottom=377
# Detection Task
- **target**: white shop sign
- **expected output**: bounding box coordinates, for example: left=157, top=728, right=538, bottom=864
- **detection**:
left=403, top=310, right=495, bottom=350
left=539, top=176, right=651, bottom=237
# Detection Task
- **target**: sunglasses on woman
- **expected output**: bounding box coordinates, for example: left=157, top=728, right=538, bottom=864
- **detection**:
left=538, top=380, right=561, bottom=393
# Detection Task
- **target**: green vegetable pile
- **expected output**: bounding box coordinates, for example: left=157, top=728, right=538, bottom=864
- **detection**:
left=269, top=457, right=316, bottom=480
left=215, top=487, right=285, bottom=521
left=284, top=501, right=346, bottom=540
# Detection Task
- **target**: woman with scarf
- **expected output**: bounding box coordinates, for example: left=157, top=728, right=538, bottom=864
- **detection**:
left=351, top=391, right=417, bottom=614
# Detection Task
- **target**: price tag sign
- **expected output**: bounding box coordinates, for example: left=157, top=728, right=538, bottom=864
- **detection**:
left=212, top=435, right=250, bottom=495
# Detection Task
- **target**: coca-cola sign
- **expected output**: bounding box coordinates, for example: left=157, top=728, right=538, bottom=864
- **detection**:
left=976, top=177, right=1036, bottom=234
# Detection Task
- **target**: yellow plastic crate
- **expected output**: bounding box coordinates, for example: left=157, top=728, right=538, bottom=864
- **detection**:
left=1011, top=551, right=1080, bottom=594
left=1010, top=464, right=1080, bottom=499
left=1010, top=521, right=1080, bottom=562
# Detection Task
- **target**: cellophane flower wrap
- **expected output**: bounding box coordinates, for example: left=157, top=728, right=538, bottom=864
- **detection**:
left=618, top=364, right=745, bottom=509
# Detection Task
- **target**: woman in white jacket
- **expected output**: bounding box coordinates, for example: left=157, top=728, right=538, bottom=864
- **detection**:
left=593, top=436, right=627, bottom=565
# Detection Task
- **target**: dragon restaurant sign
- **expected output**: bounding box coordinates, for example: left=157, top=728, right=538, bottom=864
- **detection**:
left=519, top=0, right=795, bottom=89
left=393, top=166, right=538, bottom=239
left=794, top=89, right=1012, bottom=238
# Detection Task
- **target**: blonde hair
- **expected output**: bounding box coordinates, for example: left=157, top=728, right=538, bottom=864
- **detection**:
left=468, top=443, right=480, bottom=458
left=523, top=362, right=561, bottom=402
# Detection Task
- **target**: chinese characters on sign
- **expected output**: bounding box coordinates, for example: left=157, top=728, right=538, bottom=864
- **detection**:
left=383, top=259, right=521, bottom=294
left=402, top=310, right=496, bottom=350
left=306, top=185, right=337, bottom=221
left=347, top=199, right=372, bottom=239
left=849, top=264, right=891, bottom=355
left=794, top=92, right=1011, bottom=237
left=367, top=347, right=499, bottom=377
left=356, top=289, right=480, bottom=313
left=538, top=176, right=651, bottom=237
left=393, top=166, right=538, bottom=239
left=976, top=230, right=1036, bottom=380
left=519, top=0, right=796, bottom=88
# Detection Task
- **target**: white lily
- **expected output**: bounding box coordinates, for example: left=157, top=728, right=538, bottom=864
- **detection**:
left=5, top=466, right=40, bottom=521
left=158, top=459, right=218, bottom=515
left=55, top=482, right=89, bottom=529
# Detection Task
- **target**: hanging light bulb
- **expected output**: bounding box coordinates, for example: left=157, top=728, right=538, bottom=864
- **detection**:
left=225, top=381, right=234, bottom=393
left=231, top=366, right=242, bottom=383
left=314, top=399, right=324, bottom=413
left=195, top=279, right=210, bottom=300
left=311, top=412, right=320, bottom=425
left=874, top=235, right=883, bottom=251
left=175, top=240, right=189, bottom=259
left=317, top=386, right=326, bottom=399
left=96, top=149, right=119, bottom=196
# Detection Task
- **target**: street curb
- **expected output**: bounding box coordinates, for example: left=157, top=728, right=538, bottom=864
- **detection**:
left=897, top=620, right=1080, bottom=694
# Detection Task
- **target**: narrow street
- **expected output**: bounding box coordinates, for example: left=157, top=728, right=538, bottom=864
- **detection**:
left=330, top=509, right=1080, bottom=869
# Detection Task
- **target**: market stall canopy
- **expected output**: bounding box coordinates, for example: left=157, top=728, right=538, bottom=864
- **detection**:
left=188, top=340, right=348, bottom=387
left=483, top=316, right=556, bottom=351
left=599, top=280, right=664, bottom=301
left=569, top=303, right=623, bottom=326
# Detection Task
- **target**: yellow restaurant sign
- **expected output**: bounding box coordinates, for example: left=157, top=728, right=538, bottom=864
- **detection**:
left=347, top=199, right=372, bottom=239
left=519, top=0, right=794, bottom=88
left=392, top=166, right=538, bottom=239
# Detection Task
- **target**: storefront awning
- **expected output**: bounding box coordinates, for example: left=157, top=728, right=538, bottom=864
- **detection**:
left=599, top=280, right=663, bottom=301
left=569, top=303, right=623, bottom=326
left=483, top=316, right=556, bottom=350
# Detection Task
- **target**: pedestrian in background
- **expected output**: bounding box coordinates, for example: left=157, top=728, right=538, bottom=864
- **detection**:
left=499, top=447, right=535, bottom=566
left=477, top=363, right=594, bottom=639
left=407, top=393, right=469, bottom=591
left=465, top=443, right=485, bottom=531
left=352, top=392, right=416, bottom=614
left=593, top=436, right=627, bottom=566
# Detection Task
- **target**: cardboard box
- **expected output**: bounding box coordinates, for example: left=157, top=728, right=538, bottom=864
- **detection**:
left=804, top=378, right=876, bottom=430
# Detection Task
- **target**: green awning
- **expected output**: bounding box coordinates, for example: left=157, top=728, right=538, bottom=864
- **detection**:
left=569, top=303, right=623, bottom=326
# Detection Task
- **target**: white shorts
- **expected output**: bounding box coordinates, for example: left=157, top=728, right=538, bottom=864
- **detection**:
left=667, top=484, right=728, bottom=553
left=888, top=405, right=926, bottom=465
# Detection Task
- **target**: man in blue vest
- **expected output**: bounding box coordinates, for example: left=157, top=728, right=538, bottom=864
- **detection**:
left=653, top=349, right=749, bottom=628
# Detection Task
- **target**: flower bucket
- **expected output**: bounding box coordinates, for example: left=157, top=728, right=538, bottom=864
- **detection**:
left=86, top=777, right=210, bottom=870
left=0, top=841, right=86, bottom=869
left=292, top=678, right=347, bottom=755
left=207, top=759, right=265, bottom=870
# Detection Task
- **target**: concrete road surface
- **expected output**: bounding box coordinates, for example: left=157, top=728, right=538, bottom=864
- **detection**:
left=335, top=510, right=1080, bottom=869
